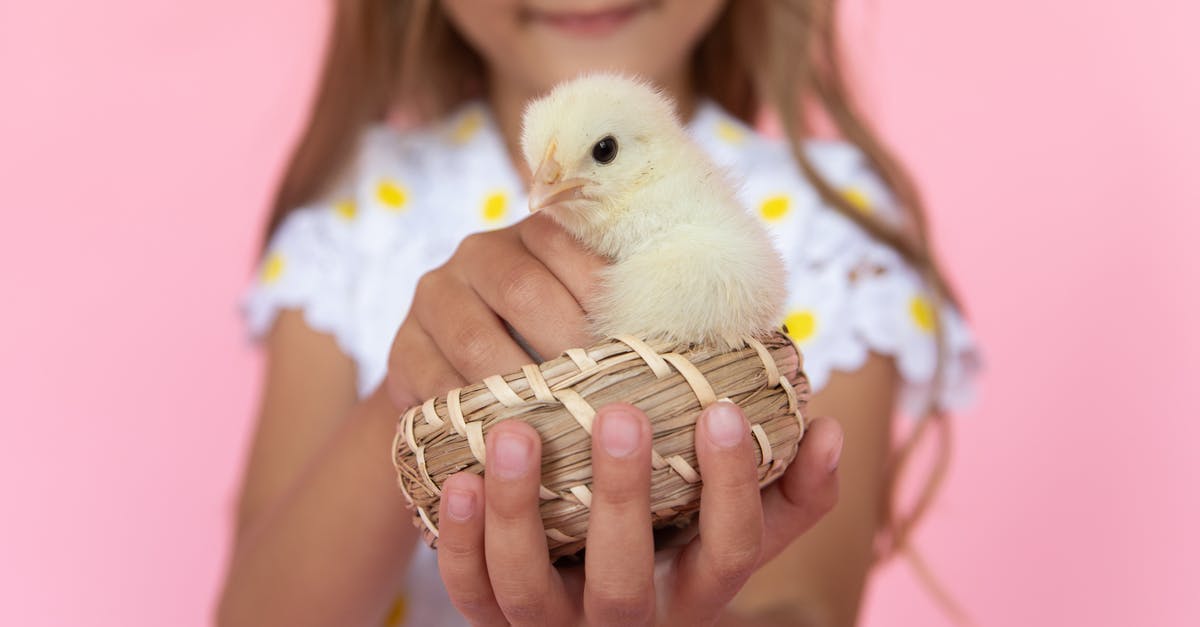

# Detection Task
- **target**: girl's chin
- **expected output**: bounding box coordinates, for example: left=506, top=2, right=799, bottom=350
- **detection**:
left=519, top=53, right=674, bottom=94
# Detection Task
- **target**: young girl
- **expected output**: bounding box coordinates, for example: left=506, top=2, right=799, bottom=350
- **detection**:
left=218, top=1, right=977, bottom=625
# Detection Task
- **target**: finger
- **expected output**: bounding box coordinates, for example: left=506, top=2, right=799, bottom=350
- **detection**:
left=518, top=213, right=607, bottom=307
left=669, top=401, right=764, bottom=621
left=759, top=416, right=843, bottom=562
left=386, top=320, right=468, bottom=408
left=436, top=473, right=508, bottom=627
left=583, top=404, right=656, bottom=626
left=482, top=421, right=573, bottom=625
left=462, top=235, right=594, bottom=359
left=413, top=270, right=533, bottom=381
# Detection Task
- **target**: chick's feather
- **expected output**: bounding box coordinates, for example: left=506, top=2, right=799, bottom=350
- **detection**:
left=521, top=73, right=787, bottom=349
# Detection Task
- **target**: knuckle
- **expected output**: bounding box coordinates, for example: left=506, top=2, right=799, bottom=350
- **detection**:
left=542, top=222, right=576, bottom=255
left=496, top=591, right=546, bottom=623
left=445, top=589, right=495, bottom=617
left=707, top=540, right=762, bottom=587
left=387, top=324, right=461, bottom=400
left=499, top=261, right=549, bottom=316
left=385, top=373, right=417, bottom=410
left=414, top=269, right=445, bottom=301
left=428, top=374, right=464, bottom=399
left=407, top=366, right=459, bottom=402
left=786, top=474, right=839, bottom=523
left=386, top=339, right=419, bottom=405
left=812, top=479, right=840, bottom=516
left=436, top=535, right=480, bottom=561
left=520, top=212, right=553, bottom=239
left=451, top=324, right=494, bottom=373
left=707, top=453, right=760, bottom=490
left=387, top=331, right=410, bottom=372
left=594, top=478, right=646, bottom=510
left=588, top=589, right=654, bottom=625
left=456, top=232, right=487, bottom=257
left=524, top=214, right=570, bottom=252
left=486, top=493, right=535, bottom=523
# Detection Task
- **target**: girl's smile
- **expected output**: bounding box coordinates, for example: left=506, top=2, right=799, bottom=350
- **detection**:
left=521, top=1, right=660, bottom=37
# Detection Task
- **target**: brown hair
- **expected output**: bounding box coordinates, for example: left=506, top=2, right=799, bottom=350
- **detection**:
left=267, top=0, right=962, bottom=595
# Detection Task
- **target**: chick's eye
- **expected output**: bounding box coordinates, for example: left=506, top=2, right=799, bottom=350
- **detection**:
left=592, top=136, right=618, bottom=164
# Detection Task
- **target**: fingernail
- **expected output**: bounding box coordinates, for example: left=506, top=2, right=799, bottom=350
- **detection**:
left=704, top=401, right=745, bottom=449
left=445, top=489, right=475, bottom=522
left=493, top=432, right=532, bottom=480
left=598, top=408, right=641, bottom=458
left=827, top=432, right=845, bottom=473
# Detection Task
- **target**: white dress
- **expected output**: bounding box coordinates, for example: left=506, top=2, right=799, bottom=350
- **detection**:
left=242, top=100, right=979, bottom=625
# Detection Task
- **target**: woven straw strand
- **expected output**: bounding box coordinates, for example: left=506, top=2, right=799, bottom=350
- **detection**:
left=569, top=485, right=594, bottom=508
left=448, top=388, right=467, bottom=437
left=545, top=528, right=581, bottom=543
left=665, top=455, right=701, bottom=483
left=523, top=364, right=556, bottom=402
left=565, top=348, right=598, bottom=371
left=614, top=335, right=672, bottom=378
left=421, top=398, right=444, bottom=429
left=465, top=421, right=486, bottom=464
left=660, top=353, right=717, bottom=406
left=751, top=423, right=774, bottom=465
left=552, top=388, right=596, bottom=434
left=484, top=374, right=524, bottom=407
left=746, top=336, right=781, bottom=387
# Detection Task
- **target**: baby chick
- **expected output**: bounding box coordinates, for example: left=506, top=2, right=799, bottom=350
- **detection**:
left=520, top=73, right=787, bottom=350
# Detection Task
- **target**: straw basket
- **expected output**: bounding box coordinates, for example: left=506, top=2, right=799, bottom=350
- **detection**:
left=391, top=329, right=810, bottom=559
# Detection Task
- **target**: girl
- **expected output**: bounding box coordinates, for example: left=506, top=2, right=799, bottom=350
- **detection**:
left=218, top=1, right=978, bottom=625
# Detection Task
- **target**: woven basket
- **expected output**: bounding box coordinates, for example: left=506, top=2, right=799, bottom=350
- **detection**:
left=391, top=330, right=809, bottom=559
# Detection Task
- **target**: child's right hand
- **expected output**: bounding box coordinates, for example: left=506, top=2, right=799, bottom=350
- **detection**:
left=386, top=213, right=606, bottom=411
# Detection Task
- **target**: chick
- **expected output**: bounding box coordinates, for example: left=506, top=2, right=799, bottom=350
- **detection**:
left=520, top=73, right=787, bottom=350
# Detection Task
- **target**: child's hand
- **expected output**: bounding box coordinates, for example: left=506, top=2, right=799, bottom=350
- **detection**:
left=386, top=213, right=606, bottom=410
left=434, top=400, right=843, bottom=626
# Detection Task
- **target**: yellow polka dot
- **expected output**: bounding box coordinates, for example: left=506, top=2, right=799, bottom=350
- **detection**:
left=759, top=195, right=790, bottom=222
left=716, top=120, right=745, bottom=144
left=260, top=252, right=285, bottom=284
left=783, top=310, right=818, bottom=343
left=909, top=295, right=936, bottom=333
left=481, top=191, right=508, bottom=223
left=376, top=179, right=408, bottom=211
left=334, top=198, right=357, bottom=220
left=452, top=110, right=484, bottom=144
left=383, top=594, right=407, bottom=627
left=841, top=186, right=872, bottom=214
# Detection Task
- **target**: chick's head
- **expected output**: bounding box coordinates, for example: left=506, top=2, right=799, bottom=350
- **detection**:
left=521, top=73, right=682, bottom=244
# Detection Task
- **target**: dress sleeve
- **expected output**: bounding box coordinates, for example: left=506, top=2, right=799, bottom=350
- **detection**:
left=240, top=199, right=364, bottom=360
left=765, top=140, right=981, bottom=416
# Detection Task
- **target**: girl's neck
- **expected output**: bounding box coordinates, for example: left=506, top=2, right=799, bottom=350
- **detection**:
left=486, top=69, right=699, bottom=186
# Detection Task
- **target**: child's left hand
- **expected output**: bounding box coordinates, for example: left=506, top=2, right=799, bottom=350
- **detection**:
left=433, top=399, right=843, bottom=626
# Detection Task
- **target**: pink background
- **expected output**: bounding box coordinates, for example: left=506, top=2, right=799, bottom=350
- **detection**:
left=1, top=1, right=1196, bottom=625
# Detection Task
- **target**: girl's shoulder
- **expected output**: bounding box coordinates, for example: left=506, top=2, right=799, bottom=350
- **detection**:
left=690, top=103, right=980, bottom=414
left=242, top=105, right=530, bottom=393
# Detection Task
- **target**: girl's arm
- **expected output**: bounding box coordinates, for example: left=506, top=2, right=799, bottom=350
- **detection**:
left=727, top=353, right=898, bottom=627
left=219, top=214, right=606, bottom=626
left=216, top=311, right=418, bottom=627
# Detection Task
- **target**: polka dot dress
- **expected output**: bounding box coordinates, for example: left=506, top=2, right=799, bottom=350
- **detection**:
left=242, top=99, right=980, bottom=625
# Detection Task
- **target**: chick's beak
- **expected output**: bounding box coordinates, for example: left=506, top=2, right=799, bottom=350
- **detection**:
left=528, top=141, right=590, bottom=213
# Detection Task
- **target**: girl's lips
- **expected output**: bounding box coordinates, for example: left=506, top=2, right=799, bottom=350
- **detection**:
left=526, top=2, right=652, bottom=37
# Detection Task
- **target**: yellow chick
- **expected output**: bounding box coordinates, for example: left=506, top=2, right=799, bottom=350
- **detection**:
left=521, top=73, right=787, bottom=350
